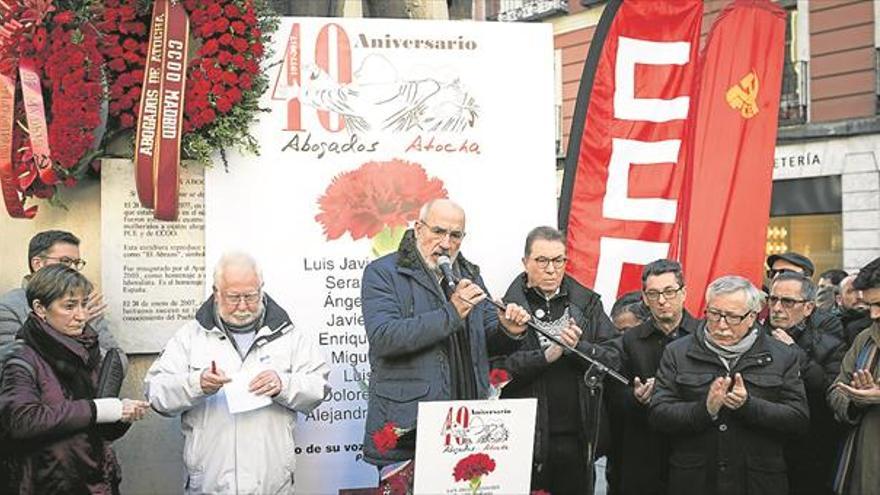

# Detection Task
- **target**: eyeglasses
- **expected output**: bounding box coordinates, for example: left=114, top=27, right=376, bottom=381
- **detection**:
left=220, top=291, right=262, bottom=305
left=419, top=220, right=465, bottom=241
left=41, top=256, right=87, bottom=271
left=767, top=295, right=808, bottom=309
left=705, top=308, right=753, bottom=326
left=644, top=286, right=683, bottom=301
left=532, top=256, right=567, bottom=269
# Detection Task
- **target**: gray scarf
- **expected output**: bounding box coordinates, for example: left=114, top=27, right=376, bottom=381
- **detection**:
left=703, top=325, right=759, bottom=371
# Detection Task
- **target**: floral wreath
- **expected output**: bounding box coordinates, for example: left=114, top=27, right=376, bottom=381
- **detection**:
left=0, top=0, right=277, bottom=212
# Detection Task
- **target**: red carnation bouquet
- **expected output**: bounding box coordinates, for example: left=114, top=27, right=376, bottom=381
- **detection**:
left=453, top=453, right=496, bottom=494
left=488, top=368, right=511, bottom=400
left=315, top=159, right=447, bottom=257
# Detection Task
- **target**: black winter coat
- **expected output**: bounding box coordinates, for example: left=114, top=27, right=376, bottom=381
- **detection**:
left=493, top=274, right=618, bottom=490
left=839, top=308, right=872, bottom=347
left=605, top=311, right=700, bottom=495
left=649, top=324, right=809, bottom=495
left=767, top=317, right=846, bottom=495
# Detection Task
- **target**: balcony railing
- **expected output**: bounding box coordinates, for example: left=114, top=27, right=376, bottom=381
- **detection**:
left=489, top=0, right=569, bottom=22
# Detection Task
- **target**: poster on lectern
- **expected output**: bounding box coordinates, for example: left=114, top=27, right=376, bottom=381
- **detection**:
left=205, top=17, right=556, bottom=493
left=414, top=399, right=537, bottom=494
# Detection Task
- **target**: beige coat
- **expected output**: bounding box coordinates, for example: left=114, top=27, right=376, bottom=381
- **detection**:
left=827, top=322, right=880, bottom=495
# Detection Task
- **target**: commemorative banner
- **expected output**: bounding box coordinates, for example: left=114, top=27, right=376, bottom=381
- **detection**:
left=413, top=399, right=537, bottom=494
left=205, top=18, right=557, bottom=493
left=134, top=0, right=189, bottom=220
left=558, top=0, right=702, bottom=312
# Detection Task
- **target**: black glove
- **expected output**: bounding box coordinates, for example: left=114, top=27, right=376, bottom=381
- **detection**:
left=96, top=348, right=125, bottom=398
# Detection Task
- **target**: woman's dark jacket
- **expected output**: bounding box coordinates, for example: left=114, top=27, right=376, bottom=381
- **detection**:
left=649, top=323, right=809, bottom=495
left=493, top=273, right=619, bottom=481
left=0, top=317, right=129, bottom=494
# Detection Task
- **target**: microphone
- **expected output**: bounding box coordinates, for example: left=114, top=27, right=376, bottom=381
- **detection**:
left=437, top=255, right=459, bottom=289
left=436, top=254, right=628, bottom=386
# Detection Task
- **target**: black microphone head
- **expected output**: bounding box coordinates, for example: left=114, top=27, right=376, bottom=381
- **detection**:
left=436, top=255, right=457, bottom=288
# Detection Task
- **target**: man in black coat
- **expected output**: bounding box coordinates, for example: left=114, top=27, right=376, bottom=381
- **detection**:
left=767, top=272, right=847, bottom=495
left=837, top=274, right=872, bottom=346
left=606, top=259, right=700, bottom=495
left=493, top=226, right=618, bottom=495
left=650, top=275, right=809, bottom=495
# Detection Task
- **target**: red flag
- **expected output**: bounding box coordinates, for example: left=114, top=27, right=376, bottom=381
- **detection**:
left=676, top=0, right=786, bottom=315
left=559, top=0, right=703, bottom=312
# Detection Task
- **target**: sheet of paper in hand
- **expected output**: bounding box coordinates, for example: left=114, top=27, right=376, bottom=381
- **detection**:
left=224, top=366, right=273, bottom=414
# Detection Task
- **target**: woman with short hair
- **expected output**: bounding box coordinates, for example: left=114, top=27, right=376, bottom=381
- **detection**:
left=0, top=264, right=149, bottom=494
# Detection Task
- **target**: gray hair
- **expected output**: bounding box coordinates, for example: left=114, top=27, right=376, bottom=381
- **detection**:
left=524, top=226, right=565, bottom=257
left=705, top=275, right=764, bottom=313
left=771, top=271, right=817, bottom=301
left=213, top=252, right=263, bottom=288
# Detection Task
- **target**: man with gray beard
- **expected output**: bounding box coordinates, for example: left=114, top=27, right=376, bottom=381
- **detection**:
left=145, top=252, right=329, bottom=494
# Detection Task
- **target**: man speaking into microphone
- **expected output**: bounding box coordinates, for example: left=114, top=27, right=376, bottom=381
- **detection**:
left=360, top=199, right=531, bottom=479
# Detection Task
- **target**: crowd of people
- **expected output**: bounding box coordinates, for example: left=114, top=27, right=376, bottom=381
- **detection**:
left=0, top=198, right=878, bottom=494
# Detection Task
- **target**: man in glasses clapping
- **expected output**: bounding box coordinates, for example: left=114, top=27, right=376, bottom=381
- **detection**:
left=766, top=271, right=847, bottom=495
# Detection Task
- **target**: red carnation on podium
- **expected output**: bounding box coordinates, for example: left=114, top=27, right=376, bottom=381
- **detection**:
left=372, top=421, right=409, bottom=456
left=315, top=159, right=447, bottom=257
left=453, top=453, right=496, bottom=494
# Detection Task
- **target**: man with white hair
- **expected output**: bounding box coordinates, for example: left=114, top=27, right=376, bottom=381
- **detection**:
left=650, top=275, right=808, bottom=495
left=145, top=252, right=330, bottom=494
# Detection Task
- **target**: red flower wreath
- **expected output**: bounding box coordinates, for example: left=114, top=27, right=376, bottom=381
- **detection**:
left=315, top=159, right=448, bottom=241
left=97, top=0, right=276, bottom=163
left=0, top=4, right=104, bottom=199
left=0, top=0, right=277, bottom=213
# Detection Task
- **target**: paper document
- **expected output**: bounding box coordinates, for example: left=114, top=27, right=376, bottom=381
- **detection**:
left=224, top=367, right=273, bottom=414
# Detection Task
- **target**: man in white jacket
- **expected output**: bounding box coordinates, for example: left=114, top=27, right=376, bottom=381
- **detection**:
left=145, top=252, right=330, bottom=494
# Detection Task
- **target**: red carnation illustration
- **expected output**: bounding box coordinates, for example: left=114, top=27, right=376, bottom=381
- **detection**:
left=453, top=453, right=496, bottom=494
left=372, top=421, right=409, bottom=456
left=488, top=368, right=511, bottom=400
left=315, top=159, right=447, bottom=257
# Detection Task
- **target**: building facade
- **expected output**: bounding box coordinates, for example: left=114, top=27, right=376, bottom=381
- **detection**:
left=490, top=0, right=880, bottom=276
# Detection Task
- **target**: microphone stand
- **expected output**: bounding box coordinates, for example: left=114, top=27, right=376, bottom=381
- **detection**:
left=486, top=296, right=622, bottom=471
left=483, top=297, right=628, bottom=386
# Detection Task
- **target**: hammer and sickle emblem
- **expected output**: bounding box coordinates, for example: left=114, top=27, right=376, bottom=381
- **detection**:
left=725, top=70, right=760, bottom=119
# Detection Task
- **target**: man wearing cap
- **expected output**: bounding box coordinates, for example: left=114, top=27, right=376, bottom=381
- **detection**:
left=764, top=252, right=843, bottom=340
left=766, top=252, right=815, bottom=279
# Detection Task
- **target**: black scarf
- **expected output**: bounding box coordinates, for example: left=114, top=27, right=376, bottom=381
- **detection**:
left=19, top=315, right=101, bottom=400
left=437, top=266, right=477, bottom=401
